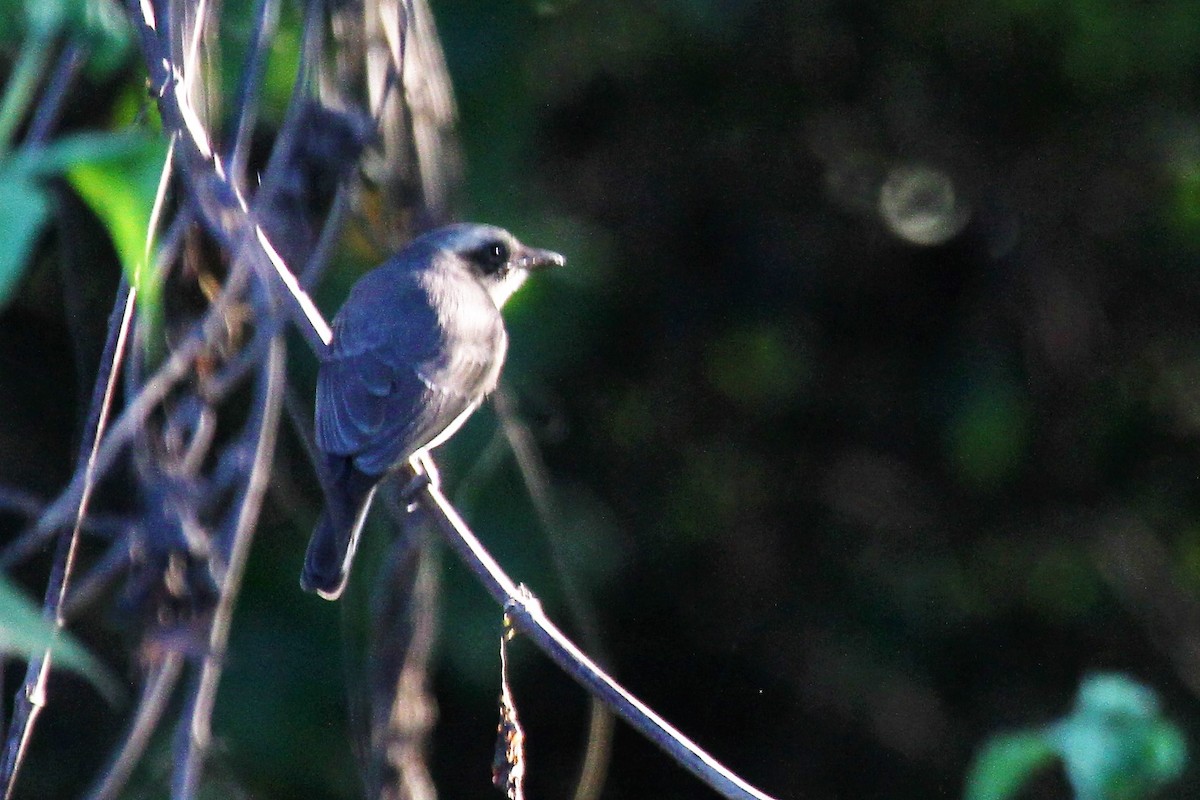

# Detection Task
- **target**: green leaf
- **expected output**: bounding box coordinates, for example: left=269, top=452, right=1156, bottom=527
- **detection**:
left=0, top=172, right=48, bottom=307
left=1049, top=673, right=1188, bottom=800
left=25, top=0, right=131, bottom=77
left=1145, top=721, right=1188, bottom=786
left=65, top=133, right=168, bottom=311
left=0, top=573, right=121, bottom=702
left=965, top=730, right=1057, bottom=800
left=0, top=0, right=131, bottom=73
left=946, top=376, right=1032, bottom=488
left=0, top=130, right=165, bottom=309
left=18, top=130, right=161, bottom=178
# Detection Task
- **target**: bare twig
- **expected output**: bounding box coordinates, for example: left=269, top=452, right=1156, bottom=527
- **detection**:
left=85, top=654, right=187, bottom=800
left=0, top=288, right=229, bottom=567
left=494, top=387, right=614, bottom=800
left=172, top=335, right=285, bottom=799
left=0, top=280, right=136, bottom=799
left=24, top=43, right=85, bottom=145
left=362, top=509, right=439, bottom=800
left=127, top=0, right=333, bottom=355
left=0, top=486, right=129, bottom=539
left=492, top=623, right=526, bottom=800
left=418, top=481, right=780, bottom=800
left=226, top=0, right=279, bottom=179
left=248, top=0, right=323, bottom=214
left=61, top=538, right=139, bottom=620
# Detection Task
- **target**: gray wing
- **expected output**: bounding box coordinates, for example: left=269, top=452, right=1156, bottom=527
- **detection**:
left=315, top=265, right=506, bottom=477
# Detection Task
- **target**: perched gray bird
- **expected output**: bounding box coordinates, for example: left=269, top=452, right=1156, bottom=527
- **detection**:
left=303, top=224, right=564, bottom=599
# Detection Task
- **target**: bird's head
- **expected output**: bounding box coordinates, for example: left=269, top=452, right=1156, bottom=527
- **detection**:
left=418, top=223, right=565, bottom=308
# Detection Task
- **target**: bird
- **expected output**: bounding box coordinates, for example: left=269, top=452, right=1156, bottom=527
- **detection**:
left=302, top=223, right=564, bottom=600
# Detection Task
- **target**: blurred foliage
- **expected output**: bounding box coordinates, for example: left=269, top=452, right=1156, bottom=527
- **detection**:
left=66, top=134, right=168, bottom=309
left=0, top=0, right=146, bottom=313
left=6, top=0, right=1200, bottom=798
left=967, top=673, right=1186, bottom=800
left=0, top=0, right=131, bottom=78
left=968, top=730, right=1059, bottom=800
left=0, top=131, right=163, bottom=310
left=0, top=573, right=119, bottom=702
left=216, top=0, right=302, bottom=128
left=0, top=172, right=51, bottom=306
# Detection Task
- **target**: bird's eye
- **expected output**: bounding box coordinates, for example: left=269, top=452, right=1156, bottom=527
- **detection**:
left=475, top=241, right=510, bottom=275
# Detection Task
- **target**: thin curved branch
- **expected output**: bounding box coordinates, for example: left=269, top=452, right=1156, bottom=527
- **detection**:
left=24, top=43, right=85, bottom=145
left=362, top=514, right=439, bottom=800
left=85, top=654, right=186, bottom=800
left=0, top=279, right=136, bottom=799
left=493, top=387, right=614, bottom=800
left=0, top=270, right=240, bottom=567
left=172, top=335, right=286, bottom=799
left=226, top=0, right=279, bottom=180
left=249, top=0, right=324, bottom=214
left=0, top=486, right=130, bottom=539
left=417, top=481, right=780, bottom=800
left=127, top=0, right=334, bottom=355
left=61, top=538, right=138, bottom=620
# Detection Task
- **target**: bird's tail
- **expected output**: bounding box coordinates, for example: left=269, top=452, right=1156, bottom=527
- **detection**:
left=302, top=466, right=378, bottom=601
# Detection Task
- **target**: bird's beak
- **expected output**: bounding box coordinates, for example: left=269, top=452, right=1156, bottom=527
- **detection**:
left=517, top=246, right=566, bottom=271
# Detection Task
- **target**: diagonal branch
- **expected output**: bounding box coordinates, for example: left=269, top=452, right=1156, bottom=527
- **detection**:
left=417, top=481, right=780, bottom=800
left=119, top=5, right=779, bottom=800
left=0, top=279, right=137, bottom=799
left=0, top=269, right=239, bottom=567
left=85, top=654, right=187, bottom=800
left=126, top=0, right=334, bottom=354
left=171, top=335, right=286, bottom=799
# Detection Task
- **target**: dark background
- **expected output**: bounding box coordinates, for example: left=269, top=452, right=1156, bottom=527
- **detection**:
left=6, top=1, right=1200, bottom=798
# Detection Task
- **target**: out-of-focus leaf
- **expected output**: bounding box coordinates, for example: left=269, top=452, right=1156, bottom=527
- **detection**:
left=217, top=1, right=302, bottom=125
left=0, top=0, right=131, bottom=73
left=1049, top=673, right=1188, bottom=800
left=0, top=171, right=48, bottom=306
left=19, top=130, right=158, bottom=176
left=706, top=321, right=811, bottom=413
left=0, top=131, right=160, bottom=309
left=946, top=378, right=1031, bottom=487
left=1170, top=160, right=1200, bottom=242
left=970, top=675, right=1188, bottom=800
left=66, top=134, right=168, bottom=309
left=0, top=573, right=121, bottom=702
left=24, top=0, right=131, bottom=76
left=964, top=730, right=1056, bottom=800
left=0, top=0, right=20, bottom=39
left=1144, top=722, right=1189, bottom=788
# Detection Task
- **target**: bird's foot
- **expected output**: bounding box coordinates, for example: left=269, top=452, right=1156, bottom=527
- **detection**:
left=400, top=452, right=439, bottom=511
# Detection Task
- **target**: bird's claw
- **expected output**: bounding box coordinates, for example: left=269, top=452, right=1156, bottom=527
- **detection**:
left=400, top=452, right=439, bottom=510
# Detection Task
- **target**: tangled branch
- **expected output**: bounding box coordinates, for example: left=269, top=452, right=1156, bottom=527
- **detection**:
left=0, top=2, right=780, bottom=799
